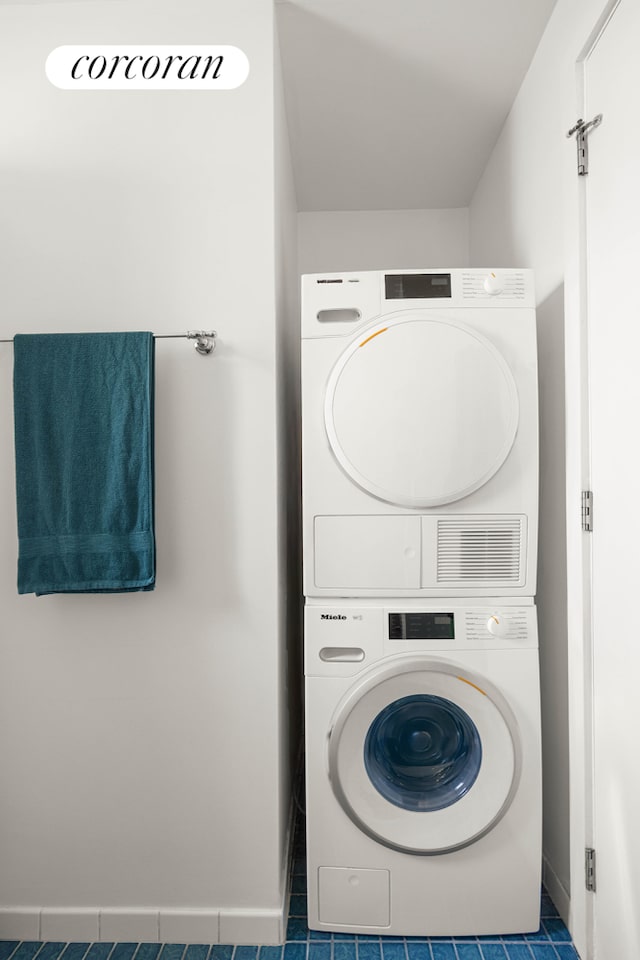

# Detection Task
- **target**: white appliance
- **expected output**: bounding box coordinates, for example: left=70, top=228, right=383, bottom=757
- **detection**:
left=301, top=269, right=538, bottom=598
left=304, top=598, right=542, bottom=936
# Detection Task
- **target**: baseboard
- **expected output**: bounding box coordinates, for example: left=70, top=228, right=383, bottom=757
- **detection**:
left=219, top=909, right=284, bottom=945
left=159, top=910, right=220, bottom=945
left=99, top=910, right=160, bottom=943
left=543, top=854, right=571, bottom=927
left=41, top=909, right=100, bottom=942
left=0, top=904, right=283, bottom=945
left=0, top=909, right=40, bottom=942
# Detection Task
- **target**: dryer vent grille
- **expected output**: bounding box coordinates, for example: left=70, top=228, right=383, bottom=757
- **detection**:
left=436, top=518, right=522, bottom=583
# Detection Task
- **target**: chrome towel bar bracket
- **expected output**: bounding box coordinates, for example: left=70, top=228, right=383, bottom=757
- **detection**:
left=153, top=330, right=217, bottom=355
left=188, top=330, right=217, bottom=355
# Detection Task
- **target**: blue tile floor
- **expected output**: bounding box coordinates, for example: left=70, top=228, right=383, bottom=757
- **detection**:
left=286, top=815, right=580, bottom=960
left=0, top=817, right=580, bottom=960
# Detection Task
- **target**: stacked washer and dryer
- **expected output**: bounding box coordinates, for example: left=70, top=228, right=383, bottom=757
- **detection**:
left=300, top=268, right=542, bottom=937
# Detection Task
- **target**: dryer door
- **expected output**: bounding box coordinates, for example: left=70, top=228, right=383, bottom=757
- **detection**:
left=328, top=657, right=521, bottom=854
left=324, top=314, right=519, bottom=507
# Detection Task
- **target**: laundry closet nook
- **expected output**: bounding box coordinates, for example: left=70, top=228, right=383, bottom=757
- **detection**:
left=1, top=1, right=637, bottom=959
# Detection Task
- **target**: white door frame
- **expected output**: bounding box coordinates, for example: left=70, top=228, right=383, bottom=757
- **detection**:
left=564, top=3, right=622, bottom=958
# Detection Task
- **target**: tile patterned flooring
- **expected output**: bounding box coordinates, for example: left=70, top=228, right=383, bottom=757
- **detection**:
left=286, top=816, right=580, bottom=960
left=0, top=815, right=580, bottom=960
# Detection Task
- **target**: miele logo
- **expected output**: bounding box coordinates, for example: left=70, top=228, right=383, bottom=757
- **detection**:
left=320, top=614, right=347, bottom=621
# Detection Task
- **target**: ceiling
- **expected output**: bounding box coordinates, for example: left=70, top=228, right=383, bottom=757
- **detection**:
left=276, top=0, right=558, bottom=211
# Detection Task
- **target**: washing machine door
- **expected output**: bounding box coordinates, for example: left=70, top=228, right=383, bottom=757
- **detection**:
left=328, top=657, right=521, bottom=854
left=324, top=313, right=519, bottom=507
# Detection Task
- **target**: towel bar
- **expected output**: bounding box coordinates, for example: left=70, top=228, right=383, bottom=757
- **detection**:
left=155, top=330, right=217, bottom=355
left=0, top=330, right=217, bottom=356
left=190, top=330, right=217, bottom=355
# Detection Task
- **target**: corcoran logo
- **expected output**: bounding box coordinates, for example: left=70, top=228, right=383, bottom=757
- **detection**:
left=46, top=46, right=249, bottom=91
left=320, top=614, right=347, bottom=621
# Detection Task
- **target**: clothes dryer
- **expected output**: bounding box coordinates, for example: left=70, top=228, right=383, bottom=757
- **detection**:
left=304, top=598, right=542, bottom=936
left=301, top=269, right=538, bottom=598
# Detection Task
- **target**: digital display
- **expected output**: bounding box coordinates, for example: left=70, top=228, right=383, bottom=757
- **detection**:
left=385, top=273, right=452, bottom=300
left=389, top=613, right=455, bottom=641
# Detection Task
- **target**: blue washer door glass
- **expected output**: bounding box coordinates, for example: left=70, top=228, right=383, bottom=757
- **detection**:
left=364, top=694, right=482, bottom=811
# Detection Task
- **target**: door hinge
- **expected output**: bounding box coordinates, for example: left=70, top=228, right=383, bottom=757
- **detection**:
left=585, top=847, right=596, bottom=892
left=581, top=490, right=594, bottom=532
left=566, top=114, right=603, bottom=175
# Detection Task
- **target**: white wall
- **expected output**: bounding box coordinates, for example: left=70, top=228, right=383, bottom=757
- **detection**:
left=468, top=0, right=610, bottom=932
left=0, top=0, right=295, bottom=944
left=298, top=208, right=469, bottom=274
left=274, top=17, right=303, bottom=863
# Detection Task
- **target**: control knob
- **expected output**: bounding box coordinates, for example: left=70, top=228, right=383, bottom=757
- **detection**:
left=483, top=272, right=503, bottom=296
left=487, top=614, right=509, bottom=638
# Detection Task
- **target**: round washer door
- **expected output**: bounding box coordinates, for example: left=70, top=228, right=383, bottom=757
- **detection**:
left=328, top=657, right=521, bottom=854
left=324, top=314, right=519, bottom=507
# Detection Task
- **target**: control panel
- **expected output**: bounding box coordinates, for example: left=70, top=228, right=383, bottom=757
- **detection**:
left=304, top=601, right=538, bottom=677
left=301, top=268, right=536, bottom=339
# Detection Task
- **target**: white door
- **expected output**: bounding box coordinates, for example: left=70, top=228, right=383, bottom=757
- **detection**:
left=327, top=657, right=520, bottom=853
left=324, top=313, right=520, bottom=507
left=580, top=1, right=640, bottom=956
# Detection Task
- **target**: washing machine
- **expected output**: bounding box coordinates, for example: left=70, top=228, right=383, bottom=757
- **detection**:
left=301, top=268, right=538, bottom=598
left=304, top=598, right=542, bottom=936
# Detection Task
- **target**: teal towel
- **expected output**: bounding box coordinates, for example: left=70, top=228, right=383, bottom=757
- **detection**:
left=13, top=332, right=155, bottom=595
